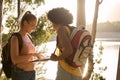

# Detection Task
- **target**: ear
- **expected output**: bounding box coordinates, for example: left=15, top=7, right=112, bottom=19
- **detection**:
left=23, top=20, right=28, bottom=26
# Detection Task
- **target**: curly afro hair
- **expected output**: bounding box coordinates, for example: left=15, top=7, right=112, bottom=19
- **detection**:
left=47, top=7, right=73, bottom=26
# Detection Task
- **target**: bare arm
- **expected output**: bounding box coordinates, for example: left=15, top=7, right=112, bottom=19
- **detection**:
left=51, top=26, right=73, bottom=60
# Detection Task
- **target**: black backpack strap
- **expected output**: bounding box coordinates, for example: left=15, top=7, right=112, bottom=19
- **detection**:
left=11, top=33, right=23, bottom=52
left=27, top=34, right=33, bottom=42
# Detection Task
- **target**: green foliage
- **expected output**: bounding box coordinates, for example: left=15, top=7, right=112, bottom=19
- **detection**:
left=2, top=0, right=53, bottom=47
left=92, top=73, right=106, bottom=80
left=4, top=0, right=12, bottom=4
left=2, top=15, right=19, bottom=47
left=1, top=0, right=50, bottom=80
left=5, top=15, right=19, bottom=33
left=2, top=34, right=11, bottom=47
left=0, top=75, right=12, bottom=80
left=31, top=14, right=55, bottom=46
left=1, top=13, right=54, bottom=80
left=24, top=0, right=45, bottom=6
left=91, top=42, right=107, bottom=80
left=3, top=0, right=16, bottom=15
left=2, top=14, right=55, bottom=47
left=36, top=62, right=47, bottom=79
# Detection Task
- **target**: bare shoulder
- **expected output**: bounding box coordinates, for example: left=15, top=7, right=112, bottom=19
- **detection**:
left=11, top=35, right=19, bottom=43
left=57, top=26, right=71, bottom=47
left=57, top=26, right=67, bottom=36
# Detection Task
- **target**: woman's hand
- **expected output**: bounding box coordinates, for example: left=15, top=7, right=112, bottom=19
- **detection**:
left=32, top=53, right=51, bottom=62
left=34, top=53, right=44, bottom=59
left=50, top=53, right=58, bottom=61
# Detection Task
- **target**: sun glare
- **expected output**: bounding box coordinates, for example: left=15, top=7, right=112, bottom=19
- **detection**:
left=34, top=0, right=77, bottom=25
left=85, top=0, right=95, bottom=24
left=17, top=0, right=120, bottom=26
left=35, top=0, right=120, bottom=79
left=37, top=0, right=120, bottom=25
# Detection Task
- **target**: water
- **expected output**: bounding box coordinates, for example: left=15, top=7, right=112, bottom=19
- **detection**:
left=0, top=40, right=119, bottom=80
left=36, top=41, right=120, bottom=80
left=93, top=41, right=120, bottom=80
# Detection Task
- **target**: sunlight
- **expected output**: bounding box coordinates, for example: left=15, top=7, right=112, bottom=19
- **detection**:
left=85, top=0, right=95, bottom=24
left=98, top=0, right=120, bottom=22
left=37, top=41, right=120, bottom=80
left=93, top=41, right=120, bottom=80
left=35, top=0, right=77, bottom=25
left=36, top=0, right=120, bottom=25
left=36, top=41, right=57, bottom=79
left=34, top=0, right=120, bottom=79
left=85, top=0, right=120, bottom=24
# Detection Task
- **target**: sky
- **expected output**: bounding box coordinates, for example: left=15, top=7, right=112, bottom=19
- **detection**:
left=95, top=0, right=120, bottom=23
left=35, top=0, right=120, bottom=25
left=2, top=0, right=120, bottom=33
left=3, top=0, right=120, bottom=26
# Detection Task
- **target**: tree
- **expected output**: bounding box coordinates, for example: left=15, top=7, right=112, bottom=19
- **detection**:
left=91, top=41, right=107, bottom=80
left=0, top=0, right=3, bottom=28
left=77, top=0, right=104, bottom=80
left=77, top=0, right=86, bottom=27
left=17, top=0, right=45, bottom=19
left=1, top=0, right=45, bottom=46
left=31, top=14, right=55, bottom=46
left=117, top=48, right=120, bottom=80
left=0, top=0, right=55, bottom=79
left=17, top=0, right=20, bottom=18
left=77, top=1, right=94, bottom=80
left=91, top=0, right=104, bottom=80
left=91, top=0, right=103, bottom=45
left=0, top=0, right=3, bottom=77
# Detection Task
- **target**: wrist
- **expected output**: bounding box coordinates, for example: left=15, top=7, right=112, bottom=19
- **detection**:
left=57, top=55, right=64, bottom=60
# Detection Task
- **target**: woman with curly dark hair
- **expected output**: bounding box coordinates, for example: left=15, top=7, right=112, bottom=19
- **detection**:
left=47, top=7, right=83, bottom=80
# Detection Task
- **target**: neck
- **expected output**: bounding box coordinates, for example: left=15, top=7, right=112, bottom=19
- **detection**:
left=19, top=29, right=28, bottom=36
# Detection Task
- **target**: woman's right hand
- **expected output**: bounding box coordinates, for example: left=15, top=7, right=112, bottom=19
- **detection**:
left=50, top=53, right=58, bottom=61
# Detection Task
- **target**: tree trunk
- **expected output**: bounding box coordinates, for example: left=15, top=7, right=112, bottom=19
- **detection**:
left=117, top=48, right=120, bottom=80
left=0, top=0, right=3, bottom=28
left=76, top=0, right=86, bottom=27
left=0, top=0, right=3, bottom=77
left=18, top=0, right=20, bottom=19
left=91, top=0, right=103, bottom=46
left=90, top=0, right=102, bottom=79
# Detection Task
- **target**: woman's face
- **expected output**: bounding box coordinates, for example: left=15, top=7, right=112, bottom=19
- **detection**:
left=25, top=19, right=37, bottom=33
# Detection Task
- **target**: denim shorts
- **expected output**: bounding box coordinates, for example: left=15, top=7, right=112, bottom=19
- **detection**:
left=56, top=64, right=82, bottom=80
left=11, top=66, right=35, bottom=80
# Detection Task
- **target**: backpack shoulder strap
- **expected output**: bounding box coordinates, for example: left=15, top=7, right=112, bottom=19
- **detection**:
left=70, top=26, right=84, bottom=40
left=11, top=33, right=23, bottom=52
left=70, top=27, right=85, bottom=48
left=27, top=34, right=33, bottom=42
left=78, top=30, right=91, bottom=47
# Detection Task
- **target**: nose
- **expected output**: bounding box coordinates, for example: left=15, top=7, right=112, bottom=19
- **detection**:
left=33, top=26, right=36, bottom=30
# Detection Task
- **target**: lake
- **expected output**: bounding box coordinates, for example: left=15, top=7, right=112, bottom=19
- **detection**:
left=36, top=40, right=120, bottom=80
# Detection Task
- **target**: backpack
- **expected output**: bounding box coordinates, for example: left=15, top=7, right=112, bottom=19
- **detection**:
left=1, top=33, right=23, bottom=78
left=65, top=26, right=92, bottom=68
